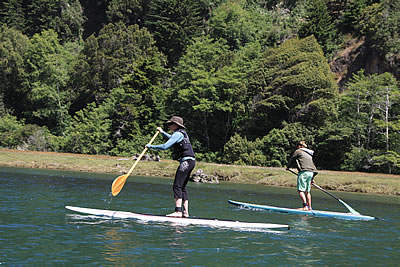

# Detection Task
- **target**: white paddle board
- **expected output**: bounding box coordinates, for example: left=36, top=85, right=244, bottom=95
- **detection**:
left=65, top=206, right=289, bottom=231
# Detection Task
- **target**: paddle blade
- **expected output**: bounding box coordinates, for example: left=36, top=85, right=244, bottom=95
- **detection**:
left=339, top=199, right=360, bottom=215
left=111, top=175, right=128, bottom=196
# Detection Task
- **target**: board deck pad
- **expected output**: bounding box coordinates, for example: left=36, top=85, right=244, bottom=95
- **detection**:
left=65, top=206, right=289, bottom=231
left=228, top=200, right=376, bottom=221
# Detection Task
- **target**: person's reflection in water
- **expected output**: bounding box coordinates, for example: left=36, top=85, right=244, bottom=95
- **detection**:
left=102, top=227, right=141, bottom=265
left=164, top=225, right=189, bottom=264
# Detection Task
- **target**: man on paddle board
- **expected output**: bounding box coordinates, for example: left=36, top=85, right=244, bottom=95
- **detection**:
left=146, top=116, right=195, bottom=218
left=286, top=141, right=317, bottom=211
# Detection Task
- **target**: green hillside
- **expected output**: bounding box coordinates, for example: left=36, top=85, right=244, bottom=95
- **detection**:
left=0, top=0, right=399, bottom=174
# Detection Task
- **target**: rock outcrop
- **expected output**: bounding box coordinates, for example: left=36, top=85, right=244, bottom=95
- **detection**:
left=190, top=169, right=219, bottom=184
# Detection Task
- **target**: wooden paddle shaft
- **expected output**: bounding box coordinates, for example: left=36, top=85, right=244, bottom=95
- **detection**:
left=111, top=131, right=160, bottom=196
left=126, top=131, right=160, bottom=176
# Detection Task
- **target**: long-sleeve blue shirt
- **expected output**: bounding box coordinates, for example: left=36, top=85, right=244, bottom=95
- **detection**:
left=147, top=130, right=195, bottom=162
left=147, top=131, right=183, bottom=150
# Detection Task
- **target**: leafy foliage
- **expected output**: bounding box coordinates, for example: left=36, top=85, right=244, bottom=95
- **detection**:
left=24, top=30, right=78, bottom=131
left=169, top=36, right=246, bottom=152
left=107, top=0, right=144, bottom=25
left=246, top=36, right=338, bottom=137
left=298, top=0, right=340, bottom=56
left=208, top=0, right=285, bottom=50
left=0, top=0, right=27, bottom=31
left=0, top=114, right=25, bottom=148
left=0, top=114, right=57, bottom=151
left=340, top=70, right=400, bottom=173
left=340, top=0, right=369, bottom=33
left=359, top=0, right=400, bottom=73
left=0, top=0, right=399, bottom=174
left=71, top=22, right=166, bottom=111
left=144, top=0, right=207, bottom=66
left=63, top=102, right=112, bottom=155
left=0, top=25, right=30, bottom=115
left=222, top=133, right=266, bottom=166
left=0, top=0, right=86, bottom=42
left=262, top=123, right=315, bottom=167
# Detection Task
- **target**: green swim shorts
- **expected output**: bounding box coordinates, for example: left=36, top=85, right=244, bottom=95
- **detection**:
left=297, top=170, right=313, bottom=192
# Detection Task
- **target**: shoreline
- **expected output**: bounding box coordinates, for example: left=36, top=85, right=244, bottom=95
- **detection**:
left=0, top=149, right=399, bottom=196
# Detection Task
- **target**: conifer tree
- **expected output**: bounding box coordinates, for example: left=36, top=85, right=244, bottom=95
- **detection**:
left=144, top=0, right=207, bottom=66
left=246, top=35, right=338, bottom=138
left=0, top=0, right=26, bottom=31
left=298, top=0, right=339, bottom=56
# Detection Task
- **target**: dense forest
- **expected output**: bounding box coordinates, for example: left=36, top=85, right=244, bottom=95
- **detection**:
left=0, top=0, right=399, bottom=173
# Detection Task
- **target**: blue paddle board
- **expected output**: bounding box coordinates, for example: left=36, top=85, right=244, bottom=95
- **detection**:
left=228, top=200, right=376, bottom=221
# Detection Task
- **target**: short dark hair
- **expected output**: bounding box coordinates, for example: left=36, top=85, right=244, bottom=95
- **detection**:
left=296, top=141, right=307, bottom=147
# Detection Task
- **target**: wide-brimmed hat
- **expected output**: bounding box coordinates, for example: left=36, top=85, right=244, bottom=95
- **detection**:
left=166, top=116, right=185, bottom=129
left=297, top=140, right=307, bottom=147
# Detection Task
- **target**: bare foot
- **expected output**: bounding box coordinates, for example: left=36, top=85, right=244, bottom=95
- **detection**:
left=166, top=211, right=183, bottom=217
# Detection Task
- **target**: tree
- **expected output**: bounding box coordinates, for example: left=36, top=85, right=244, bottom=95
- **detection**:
left=208, top=0, right=301, bottom=51
left=359, top=0, right=400, bottom=77
left=169, top=36, right=246, bottom=152
left=314, top=121, right=354, bottom=170
left=246, top=35, right=339, bottom=138
left=0, top=25, right=30, bottom=116
left=144, top=0, right=207, bottom=66
left=0, top=114, right=25, bottom=148
left=222, top=133, right=266, bottom=166
left=70, top=22, right=167, bottom=139
left=209, top=0, right=277, bottom=50
left=340, top=71, right=400, bottom=173
left=0, top=0, right=86, bottom=42
left=298, top=0, right=340, bottom=56
left=106, top=0, right=147, bottom=26
left=340, top=0, right=368, bottom=33
left=0, top=0, right=26, bottom=31
left=63, top=102, right=112, bottom=154
left=71, top=22, right=166, bottom=108
left=110, top=65, right=168, bottom=139
left=56, top=0, right=86, bottom=42
left=24, top=29, right=79, bottom=132
left=261, top=122, right=315, bottom=167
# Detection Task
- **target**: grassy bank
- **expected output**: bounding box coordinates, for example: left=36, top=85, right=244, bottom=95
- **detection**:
left=0, top=149, right=399, bottom=196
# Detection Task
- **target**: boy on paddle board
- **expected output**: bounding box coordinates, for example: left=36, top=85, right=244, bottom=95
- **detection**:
left=146, top=116, right=195, bottom=218
left=286, top=141, right=317, bottom=211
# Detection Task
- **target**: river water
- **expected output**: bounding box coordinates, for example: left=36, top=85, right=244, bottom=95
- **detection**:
left=1, top=167, right=399, bottom=266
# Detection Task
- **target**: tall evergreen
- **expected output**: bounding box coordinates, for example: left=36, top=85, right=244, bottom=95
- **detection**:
left=0, top=0, right=26, bottom=31
left=0, top=25, right=30, bottom=117
left=359, top=0, right=400, bottom=78
left=246, top=36, right=338, bottom=138
left=169, top=36, right=246, bottom=153
left=106, top=0, right=148, bottom=27
left=298, top=0, right=339, bottom=56
left=70, top=22, right=167, bottom=136
left=144, top=0, right=208, bottom=66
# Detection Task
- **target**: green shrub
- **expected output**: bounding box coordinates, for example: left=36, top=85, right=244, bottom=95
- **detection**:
left=222, top=133, right=265, bottom=166
left=0, top=114, right=59, bottom=151
left=0, top=114, right=25, bottom=148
